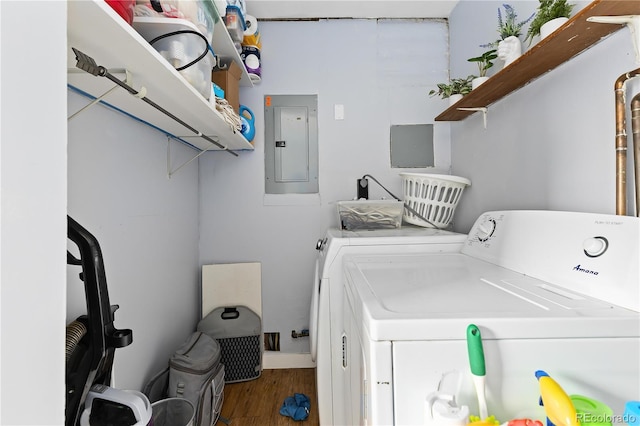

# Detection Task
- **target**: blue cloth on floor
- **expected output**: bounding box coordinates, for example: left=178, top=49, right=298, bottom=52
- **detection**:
left=279, top=393, right=311, bottom=421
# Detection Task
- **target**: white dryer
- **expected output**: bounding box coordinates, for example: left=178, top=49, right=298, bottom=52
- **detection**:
left=310, top=226, right=467, bottom=425
left=342, top=210, right=640, bottom=425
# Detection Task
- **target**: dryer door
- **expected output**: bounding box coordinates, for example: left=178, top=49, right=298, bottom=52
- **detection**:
left=309, top=259, right=320, bottom=362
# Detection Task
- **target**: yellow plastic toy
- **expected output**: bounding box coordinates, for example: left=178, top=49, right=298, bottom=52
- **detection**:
left=535, top=370, right=579, bottom=426
left=469, top=415, right=500, bottom=425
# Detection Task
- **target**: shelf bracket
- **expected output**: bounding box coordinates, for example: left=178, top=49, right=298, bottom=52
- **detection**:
left=457, top=107, right=488, bottom=129
left=166, top=135, right=226, bottom=178
left=67, top=69, right=130, bottom=121
left=71, top=47, right=238, bottom=157
left=587, top=15, right=640, bottom=63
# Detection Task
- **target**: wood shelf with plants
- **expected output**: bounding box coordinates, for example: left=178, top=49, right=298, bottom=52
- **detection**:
left=436, top=0, right=640, bottom=122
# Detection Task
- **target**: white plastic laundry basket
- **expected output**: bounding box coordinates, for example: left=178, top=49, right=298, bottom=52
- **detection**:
left=400, top=173, right=471, bottom=228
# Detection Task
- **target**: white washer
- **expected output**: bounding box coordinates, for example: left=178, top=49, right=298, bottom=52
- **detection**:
left=342, top=210, right=640, bottom=425
left=310, top=226, right=467, bottom=425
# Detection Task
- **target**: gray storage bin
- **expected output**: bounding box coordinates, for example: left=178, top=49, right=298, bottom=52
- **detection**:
left=151, top=398, right=194, bottom=426
left=143, top=332, right=224, bottom=426
left=198, top=306, right=262, bottom=383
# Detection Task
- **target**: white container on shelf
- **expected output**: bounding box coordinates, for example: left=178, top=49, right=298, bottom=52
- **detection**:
left=134, top=1, right=217, bottom=43
left=133, top=17, right=215, bottom=99
left=224, top=5, right=245, bottom=43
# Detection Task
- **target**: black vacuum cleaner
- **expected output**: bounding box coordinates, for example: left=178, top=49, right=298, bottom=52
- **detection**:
left=65, top=216, right=133, bottom=426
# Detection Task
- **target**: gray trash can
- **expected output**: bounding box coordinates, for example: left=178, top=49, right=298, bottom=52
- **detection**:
left=151, top=398, right=194, bottom=426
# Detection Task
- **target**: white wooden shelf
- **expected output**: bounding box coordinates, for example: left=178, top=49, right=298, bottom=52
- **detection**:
left=67, top=0, right=254, bottom=153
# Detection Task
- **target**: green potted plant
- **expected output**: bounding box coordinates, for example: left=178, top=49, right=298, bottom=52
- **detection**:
left=428, top=75, right=474, bottom=105
left=498, top=3, right=535, bottom=40
left=483, top=4, right=535, bottom=68
left=524, top=0, right=575, bottom=45
left=468, top=49, right=498, bottom=89
left=483, top=4, right=536, bottom=47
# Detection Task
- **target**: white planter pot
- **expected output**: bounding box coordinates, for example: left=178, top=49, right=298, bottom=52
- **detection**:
left=540, top=17, right=569, bottom=39
left=497, top=36, right=522, bottom=68
left=472, top=76, right=489, bottom=90
left=448, top=93, right=463, bottom=106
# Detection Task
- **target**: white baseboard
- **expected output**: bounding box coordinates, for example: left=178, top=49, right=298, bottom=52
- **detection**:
left=263, top=351, right=316, bottom=369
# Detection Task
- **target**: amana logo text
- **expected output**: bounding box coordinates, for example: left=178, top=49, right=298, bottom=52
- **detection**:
left=573, top=264, right=599, bottom=275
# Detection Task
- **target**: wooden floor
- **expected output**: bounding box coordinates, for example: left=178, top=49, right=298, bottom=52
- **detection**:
left=215, top=368, right=319, bottom=426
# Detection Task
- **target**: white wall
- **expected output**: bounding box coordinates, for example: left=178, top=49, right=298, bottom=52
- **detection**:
left=1, top=2, right=67, bottom=424
left=67, top=92, right=202, bottom=392
left=9, top=1, right=632, bottom=421
left=448, top=0, right=640, bottom=232
left=199, top=18, right=451, bottom=353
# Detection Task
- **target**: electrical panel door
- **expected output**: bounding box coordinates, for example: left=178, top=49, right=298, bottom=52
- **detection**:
left=265, top=95, right=318, bottom=194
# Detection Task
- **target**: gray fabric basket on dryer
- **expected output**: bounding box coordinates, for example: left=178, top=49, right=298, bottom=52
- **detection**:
left=197, top=306, right=262, bottom=383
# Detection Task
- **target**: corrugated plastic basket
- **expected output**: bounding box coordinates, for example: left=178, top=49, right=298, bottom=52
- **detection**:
left=400, top=173, right=471, bottom=228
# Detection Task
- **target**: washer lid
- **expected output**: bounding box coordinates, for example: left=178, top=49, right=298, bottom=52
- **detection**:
left=326, top=225, right=462, bottom=242
left=321, top=226, right=466, bottom=279
left=343, top=253, right=640, bottom=341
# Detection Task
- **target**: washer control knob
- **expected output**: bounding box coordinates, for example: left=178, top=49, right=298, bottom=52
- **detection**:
left=583, top=236, right=608, bottom=257
left=476, top=219, right=496, bottom=242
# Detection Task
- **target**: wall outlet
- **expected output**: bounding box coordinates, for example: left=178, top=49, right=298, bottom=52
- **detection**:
left=357, top=178, right=369, bottom=199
